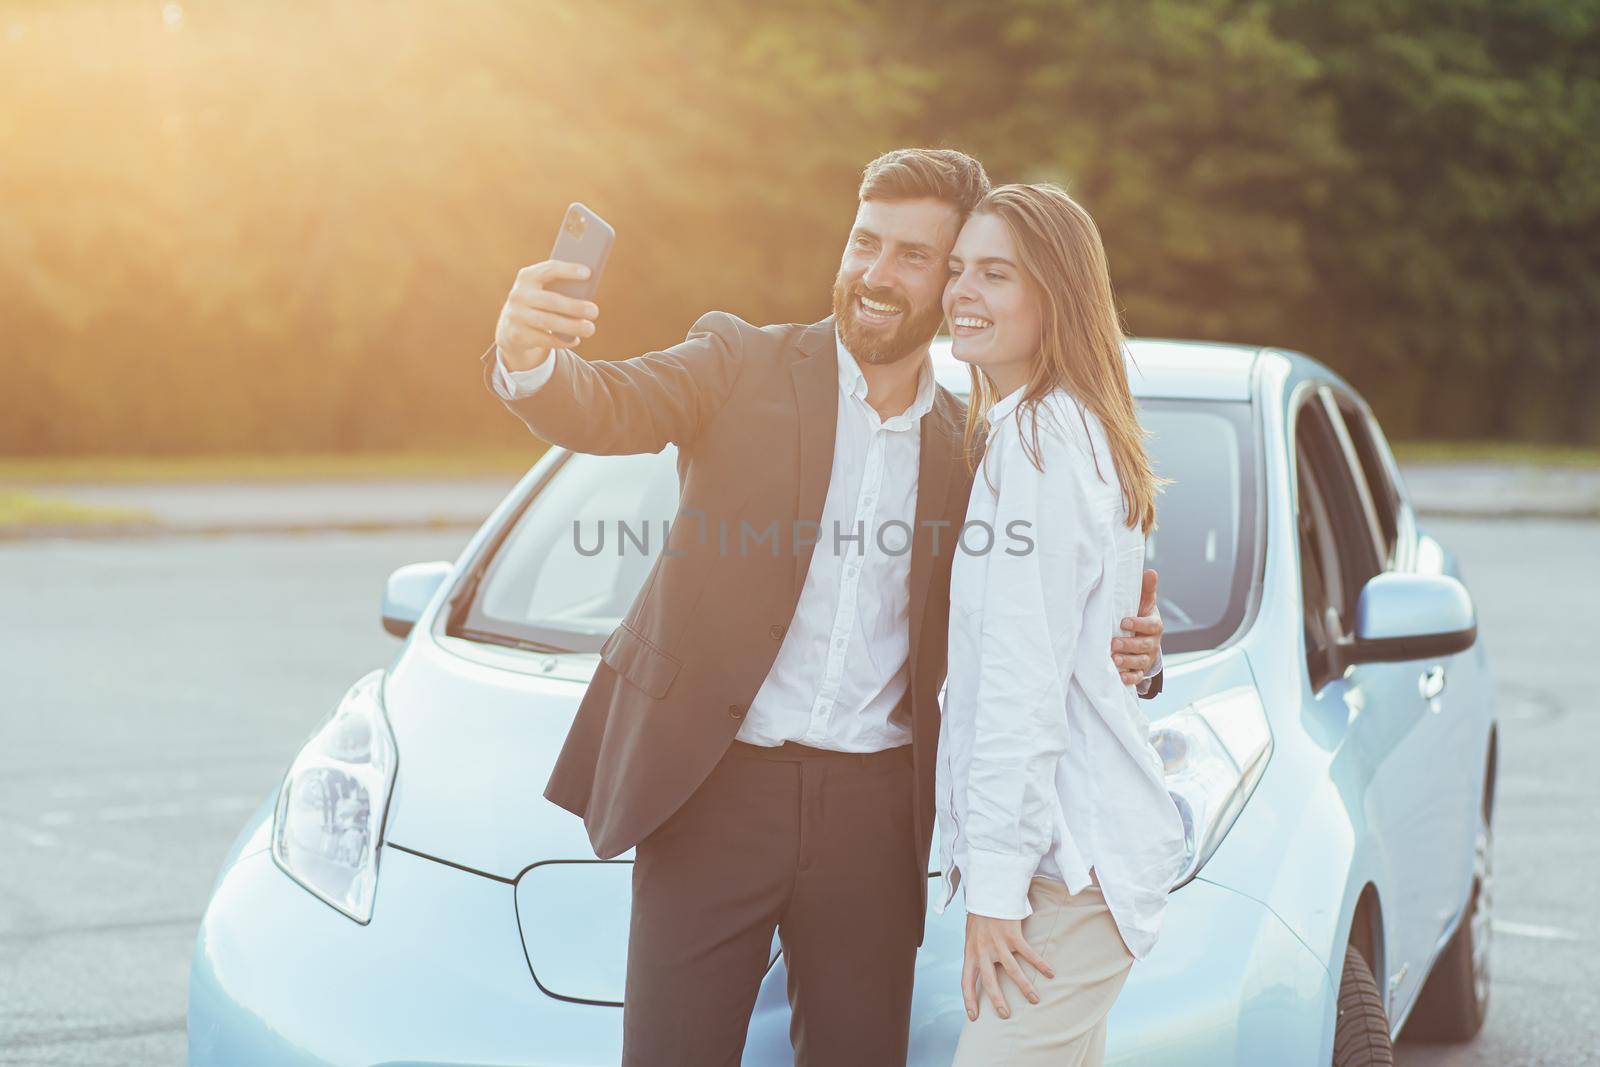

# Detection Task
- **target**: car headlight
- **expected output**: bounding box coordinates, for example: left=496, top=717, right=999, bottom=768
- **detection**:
left=270, top=669, right=398, bottom=923
left=1149, top=685, right=1272, bottom=888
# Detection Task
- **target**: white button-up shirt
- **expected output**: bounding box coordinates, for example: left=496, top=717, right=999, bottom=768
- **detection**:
left=932, top=385, right=1187, bottom=960
left=737, top=332, right=933, bottom=751
left=493, top=333, right=934, bottom=753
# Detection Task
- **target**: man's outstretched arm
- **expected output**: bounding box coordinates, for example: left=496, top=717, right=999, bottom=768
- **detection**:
left=481, top=259, right=745, bottom=457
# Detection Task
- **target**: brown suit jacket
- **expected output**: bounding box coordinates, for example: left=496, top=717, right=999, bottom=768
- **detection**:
left=480, top=312, right=1160, bottom=930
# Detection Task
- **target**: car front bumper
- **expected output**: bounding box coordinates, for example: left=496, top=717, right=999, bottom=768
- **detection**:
left=190, top=843, right=1335, bottom=1066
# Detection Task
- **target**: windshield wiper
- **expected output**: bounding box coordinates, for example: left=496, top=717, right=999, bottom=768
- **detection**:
left=456, top=628, right=575, bottom=655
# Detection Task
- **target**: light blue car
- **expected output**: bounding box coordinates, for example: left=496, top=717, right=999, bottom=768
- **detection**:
left=188, top=339, right=1495, bottom=1066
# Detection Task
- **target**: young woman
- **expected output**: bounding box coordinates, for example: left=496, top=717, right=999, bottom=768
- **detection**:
left=933, top=183, right=1190, bottom=1067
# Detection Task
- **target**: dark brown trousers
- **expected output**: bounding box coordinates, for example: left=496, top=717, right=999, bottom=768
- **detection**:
left=621, top=740, right=923, bottom=1067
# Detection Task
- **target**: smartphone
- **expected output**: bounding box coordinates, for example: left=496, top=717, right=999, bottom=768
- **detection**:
left=548, top=202, right=614, bottom=343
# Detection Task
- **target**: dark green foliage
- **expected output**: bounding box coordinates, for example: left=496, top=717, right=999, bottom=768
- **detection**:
left=0, top=0, right=1594, bottom=454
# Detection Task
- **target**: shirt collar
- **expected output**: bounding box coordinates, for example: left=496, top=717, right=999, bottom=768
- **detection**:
left=835, top=329, right=937, bottom=428
left=986, top=382, right=1027, bottom=425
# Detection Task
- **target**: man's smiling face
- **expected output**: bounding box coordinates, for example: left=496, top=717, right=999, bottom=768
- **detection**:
left=832, top=197, right=962, bottom=366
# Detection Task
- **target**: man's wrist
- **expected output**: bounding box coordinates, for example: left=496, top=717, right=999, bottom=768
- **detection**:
left=494, top=345, right=562, bottom=399
left=497, top=343, right=553, bottom=374
left=1138, top=647, right=1164, bottom=693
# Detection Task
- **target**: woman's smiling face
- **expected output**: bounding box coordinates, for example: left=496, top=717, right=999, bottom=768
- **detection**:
left=944, top=211, right=1042, bottom=387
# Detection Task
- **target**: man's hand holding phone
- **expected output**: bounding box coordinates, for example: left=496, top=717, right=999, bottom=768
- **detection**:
left=494, top=261, right=600, bottom=372
left=496, top=203, right=614, bottom=373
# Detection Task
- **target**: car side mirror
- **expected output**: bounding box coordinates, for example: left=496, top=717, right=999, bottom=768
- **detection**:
left=1342, top=572, right=1477, bottom=666
left=382, top=561, right=453, bottom=638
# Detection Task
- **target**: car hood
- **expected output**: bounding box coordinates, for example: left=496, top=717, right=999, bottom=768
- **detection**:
left=379, top=627, right=1257, bottom=882
left=380, top=629, right=608, bottom=879
left=378, top=630, right=1278, bottom=1010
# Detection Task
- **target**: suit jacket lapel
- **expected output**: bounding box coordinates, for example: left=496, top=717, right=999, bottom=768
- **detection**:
left=907, top=389, right=961, bottom=671
left=789, top=317, right=840, bottom=601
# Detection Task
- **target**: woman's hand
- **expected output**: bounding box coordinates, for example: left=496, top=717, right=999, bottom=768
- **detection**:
left=961, top=912, right=1055, bottom=1021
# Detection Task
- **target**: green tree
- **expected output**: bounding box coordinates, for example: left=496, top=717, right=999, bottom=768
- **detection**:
left=1268, top=0, right=1600, bottom=441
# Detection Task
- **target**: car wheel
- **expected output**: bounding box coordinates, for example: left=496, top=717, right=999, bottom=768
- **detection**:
left=1333, top=942, right=1394, bottom=1066
left=1402, top=807, right=1492, bottom=1042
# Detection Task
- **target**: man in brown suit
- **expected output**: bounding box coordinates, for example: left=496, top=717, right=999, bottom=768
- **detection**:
left=481, top=149, right=1167, bottom=1067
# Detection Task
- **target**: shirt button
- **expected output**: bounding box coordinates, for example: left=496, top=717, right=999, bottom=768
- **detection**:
left=768, top=624, right=785, bottom=639
left=727, top=704, right=745, bottom=719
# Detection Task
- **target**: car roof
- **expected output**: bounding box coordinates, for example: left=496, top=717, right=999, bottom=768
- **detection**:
left=930, top=336, right=1261, bottom=402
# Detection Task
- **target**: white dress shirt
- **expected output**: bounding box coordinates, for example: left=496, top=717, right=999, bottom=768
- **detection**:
left=493, top=334, right=935, bottom=753
left=932, top=384, right=1188, bottom=960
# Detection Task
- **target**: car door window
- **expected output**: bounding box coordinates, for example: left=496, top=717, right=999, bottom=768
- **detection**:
left=1333, top=398, right=1401, bottom=567
left=1296, top=397, right=1384, bottom=688
left=1297, top=451, right=1340, bottom=687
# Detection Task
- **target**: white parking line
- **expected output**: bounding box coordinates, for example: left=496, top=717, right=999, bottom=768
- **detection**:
left=0, top=818, right=61, bottom=848
left=1493, top=920, right=1583, bottom=941
left=32, top=795, right=259, bottom=825
left=34, top=768, right=272, bottom=799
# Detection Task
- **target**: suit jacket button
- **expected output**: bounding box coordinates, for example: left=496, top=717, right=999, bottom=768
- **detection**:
left=728, top=704, right=745, bottom=719
left=768, top=624, right=785, bottom=639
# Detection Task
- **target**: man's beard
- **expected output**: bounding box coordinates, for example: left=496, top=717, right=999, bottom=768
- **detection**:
left=832, top=275, right=944, bottom=366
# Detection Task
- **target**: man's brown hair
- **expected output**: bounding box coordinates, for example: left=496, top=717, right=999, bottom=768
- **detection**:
left=857, top=148, right=991, bottom=216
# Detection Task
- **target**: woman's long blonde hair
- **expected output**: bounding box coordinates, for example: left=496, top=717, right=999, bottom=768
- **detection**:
left=960, top=182, right=1169, bottom=535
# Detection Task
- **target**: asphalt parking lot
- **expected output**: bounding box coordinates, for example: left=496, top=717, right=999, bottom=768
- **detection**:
left=1, top=515, right=1595, bottom=1066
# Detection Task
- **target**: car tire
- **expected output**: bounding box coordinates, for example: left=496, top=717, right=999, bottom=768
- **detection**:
left=1333, top=942, right=1394, bottom=1066
left=1402, top=809, right=1492, bottom=1042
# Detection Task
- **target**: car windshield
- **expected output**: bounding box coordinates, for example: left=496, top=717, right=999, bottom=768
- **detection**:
left=452, top=397, right=1258, bottom=656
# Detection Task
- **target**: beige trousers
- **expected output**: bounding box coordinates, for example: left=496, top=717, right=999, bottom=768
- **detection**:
left=950, top=876, right=1135, bottom=1067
